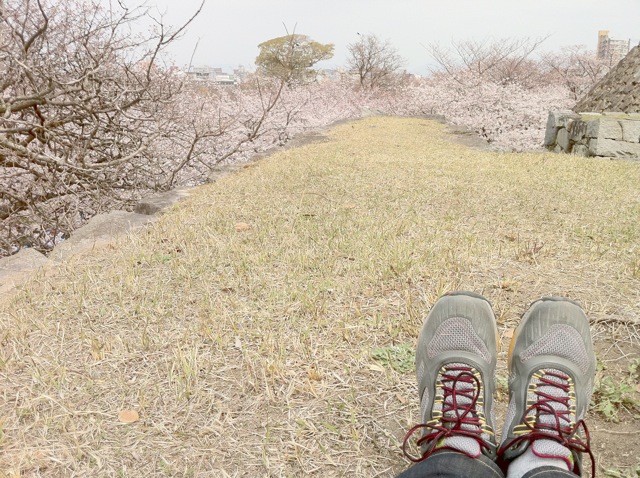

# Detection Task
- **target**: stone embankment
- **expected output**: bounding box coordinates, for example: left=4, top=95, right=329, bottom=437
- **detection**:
left=544, top=111, right=640, bottom=158
left=574, top=45, right=640, bottom=114
left=0, top=189, right=192, bottom=299
left=0, top=131, right=323, bottom=300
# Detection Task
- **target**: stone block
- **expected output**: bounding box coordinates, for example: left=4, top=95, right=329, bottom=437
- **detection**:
left=620, top=120, right=640, bottom=143
left=588, top=138, right=640, bottom=158
left=585, top=120, right=598, bottom=138
left=545, top=111, right=580, bottom=147
left=556, top=128, right=571, bottom=152
left=49, top=211, right=154, bottom=261
left=135, top=188, right=191, bottom=216
left=544, top=114, right=559, bottom=146
left=0, top=248, right=49, bottom=276
left=571, top=144, right=590, bottom=157
left=547, top=110, right=580, bottom=128
left=0, top=248, right=50, bottom=295
left=586, top=119, right=623, bottom=140
left=568, top=120, right=587, bottom=142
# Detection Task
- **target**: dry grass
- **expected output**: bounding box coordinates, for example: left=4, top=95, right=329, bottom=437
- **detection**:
left=1, top=117, right=639, bottom=476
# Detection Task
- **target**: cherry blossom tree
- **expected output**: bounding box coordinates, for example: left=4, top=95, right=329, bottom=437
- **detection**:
left=0, top=0, right=204, bottom=254
left=362, top=37, right=602, bottom=151
left=347, top=34, right=405, bottom=89
left=0, top=3, right=609, bottom=258
left=540, top=46, right=611, bottom=101
left=428, top=37, right=549, bottom=88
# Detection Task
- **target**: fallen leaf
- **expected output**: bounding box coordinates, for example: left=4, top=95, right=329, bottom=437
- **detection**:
left=234, top=337, right=242, bottom=350
left=235, top=222, right=250, bottom=232
left=396, top=392, right=408, bottom=404
left=342, top=203, right=356, bottom=209
left=308, top=365, right=322, bottom=381
left=118, top=409, right=139, bottom=424
left=503, top=328, right=515, bottom=339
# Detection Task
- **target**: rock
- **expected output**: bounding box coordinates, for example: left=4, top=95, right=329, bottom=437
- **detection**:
left=569, top=120, right=588, bottom=142
left=556, top=128, right=571, bottom=152
left=620, top=120, right=640, bottom=143
left=543, top=122, right=558, bottom=147
left=0, top=248, right=50, bottom=295
left=547, top=110, right=580, bottom=128
left=572, top=144, right=590, bottom=157
left=585, top=120, right=599, bottom=138
left=134, top=188, right=191, bottom=215
left=0, top=247, right=49, bottom=273
left=49, top=211, right=154, bottom=261
left=588, top=138, right=640, bottom=158
left=545, top=111, right=580, bottom=146
left=586, top=118, right=623, bottom=140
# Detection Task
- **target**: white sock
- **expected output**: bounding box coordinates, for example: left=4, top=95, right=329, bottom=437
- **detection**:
left=506, top=441, right=572, bottom=478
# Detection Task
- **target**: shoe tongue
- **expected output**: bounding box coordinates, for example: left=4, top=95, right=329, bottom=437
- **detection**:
left=439, top=364, right=482, bottom=457
left=532, top=370, right=574, bottom=430
left=528, top=370, right=575, bottom=466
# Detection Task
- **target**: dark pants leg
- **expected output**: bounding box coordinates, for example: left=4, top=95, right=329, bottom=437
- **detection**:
left=520, top=466, right=578, bottom=478
left=396, top=451, right=579, bottom=478
left=395, top=451, right=504, bottom=478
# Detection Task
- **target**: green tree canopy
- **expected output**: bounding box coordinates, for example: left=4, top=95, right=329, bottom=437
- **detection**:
left=256, top=34, right=334, bottom=84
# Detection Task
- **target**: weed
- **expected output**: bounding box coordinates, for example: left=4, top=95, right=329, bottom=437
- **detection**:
left=592, top=361, right=640, bottom=422
left=602, top=464, right=640, bottom=478
left=371, top=343, right=415, bottom=373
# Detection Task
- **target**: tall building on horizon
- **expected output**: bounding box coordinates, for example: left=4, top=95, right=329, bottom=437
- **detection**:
left=597, top=30, right=631, bottom=65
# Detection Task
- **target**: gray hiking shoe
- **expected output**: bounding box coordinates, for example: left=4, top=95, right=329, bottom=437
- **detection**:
left=403, top=291, right=498, bottom=462
left=498, top=297, right=596, bottom=476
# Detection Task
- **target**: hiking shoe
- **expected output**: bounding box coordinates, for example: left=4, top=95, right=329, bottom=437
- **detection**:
left=498, top=297, right=596, bottom=477
left=403, top=291, right=498, bottom=462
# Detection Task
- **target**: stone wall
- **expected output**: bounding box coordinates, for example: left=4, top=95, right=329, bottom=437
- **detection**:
left=544, top=111, right=640, bottom=158
left=574, top=45, right=640, bottom=114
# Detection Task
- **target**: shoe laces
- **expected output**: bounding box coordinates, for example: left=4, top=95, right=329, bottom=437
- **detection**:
left=498, top=369, right=595, bottom=477
left=403, top=364, right=493, bottom=462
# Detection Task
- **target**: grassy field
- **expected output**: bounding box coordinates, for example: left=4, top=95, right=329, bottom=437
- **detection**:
left=1, top=117, right=639, bottom=477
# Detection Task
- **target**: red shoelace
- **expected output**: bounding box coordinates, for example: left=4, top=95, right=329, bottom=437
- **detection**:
left=497, top=369, right=595, bottom=477
left=402, top=365, right=492, bottom=462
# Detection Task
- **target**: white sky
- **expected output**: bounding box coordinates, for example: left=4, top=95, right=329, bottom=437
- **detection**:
left=145, top=0, right=640, bottom=74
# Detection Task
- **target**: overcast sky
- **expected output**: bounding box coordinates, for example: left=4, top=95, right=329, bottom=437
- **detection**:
left=146, top=0, right=640, bottom=74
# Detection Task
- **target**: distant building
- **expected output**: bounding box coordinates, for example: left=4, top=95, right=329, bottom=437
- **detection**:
left=597, top=30, right=631, bottom=65
left=233, top=65, right=249, bottom=82
left=185, top=66, right=238, bottom=85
